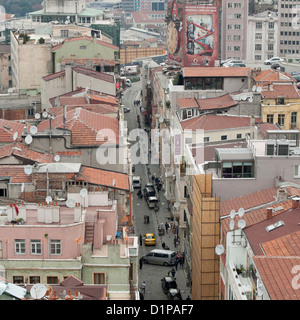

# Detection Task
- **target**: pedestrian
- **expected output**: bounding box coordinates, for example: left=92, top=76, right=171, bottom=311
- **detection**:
left=139, top=234, right=143, bottom=246
left=174, top=235, right=177, bottom=248
left=141, top=281, right=146, bottom=295
left=146, top=215, right=150, bottom=224
left=162, top=241, right=166, bottom=249
left=179, top=256, right=183, bottom=269
left=139, top=257, right=143, bottom=269
left=144, top=215, right=147, bottom=224
left=186, top=295, right=191, bottom=300
left=174, top=258, right=178, bottom=271
left=182, top=252, right=185, bottom=264
left=165, top=222, right=169, bottom=234
left=171, top=268, right=176, bottom=278
left=140, top=291, right=144, bottom=300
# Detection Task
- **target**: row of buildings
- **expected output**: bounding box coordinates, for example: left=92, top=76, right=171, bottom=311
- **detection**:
left=143, top=41, right=300, bottom=298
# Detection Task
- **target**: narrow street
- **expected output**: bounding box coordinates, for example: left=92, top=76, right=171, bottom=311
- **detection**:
left=122, top=81, right=190, bottom=301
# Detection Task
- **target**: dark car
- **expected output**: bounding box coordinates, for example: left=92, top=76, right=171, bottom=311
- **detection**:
left=143, top=186, right=156, bottom=200
left=123, top=107, right=130, bottom=113
left=167, top=288, right=182, bottom=300
left=271, top=63, right=280, bottom=70
left=161, top=276, right=177, bottom=294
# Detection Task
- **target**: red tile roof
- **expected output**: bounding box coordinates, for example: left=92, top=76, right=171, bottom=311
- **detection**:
left=197, top=94, right=237, bottom=111
left=253, top=256, right=300, bottom=300
left=61, top=58, right=118, bottom=67
left=181, top=114, right=252, bottom=131
left=261, top=84, right=300, bottom=99
left=79, top=166, right=129, bottom=191
left=177, top=98, right=198, bottom=109
left=50, top=104, right=118, bottom=116
left=42, top=70, right=65, bottom=82
left=37, top=108, right=119, bottom=146
left=0, top=119, right=29, bottom=143
left=0, top=165, right=32, bottom=183
left=254, top=69, right=294, bottom=83
left=0, top=142, right=54, bottom=163
left=183, top=67, right=251, bottom=78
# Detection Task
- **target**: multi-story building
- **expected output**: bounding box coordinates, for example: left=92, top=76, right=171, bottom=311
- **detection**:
left=278, top=0, right=300, bottom=56
left=221, top=0, right=252, bottom=61
left=247, top=11, right=279, bottom=64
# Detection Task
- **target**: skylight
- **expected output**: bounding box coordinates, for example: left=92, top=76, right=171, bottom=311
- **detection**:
left=265, top=220, right=285, bottom=232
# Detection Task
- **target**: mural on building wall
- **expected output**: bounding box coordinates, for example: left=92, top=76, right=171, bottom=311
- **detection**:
left=166, top=0, right=219, bottom=67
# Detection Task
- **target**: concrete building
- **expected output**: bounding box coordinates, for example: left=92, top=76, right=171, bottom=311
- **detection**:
left=221, top=0, right=251, bottom=61
left=0, top=45, right=12, bottom=93
left=28, top=0, right=104, bottom=24
left=246, top=11, right=279, bottom=64
left=10, top=31, right=53, bottom=95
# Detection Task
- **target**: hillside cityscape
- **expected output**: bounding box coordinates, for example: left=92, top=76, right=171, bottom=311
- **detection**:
left=0, top=0, right=299, bottom=305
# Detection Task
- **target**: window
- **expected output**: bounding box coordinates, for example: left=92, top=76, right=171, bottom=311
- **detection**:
left=268, top=22, right=274, bottom=29
left=237, top=134, right=242, bottom=139
left=221, top=161, right=253, bottom=178
left=204, top=137, right=210, bottom=142
left=94, top=273, right=106, bottom=284
left=31, top=240, right=42, bottom=255
left=278, top=114, right=285, bottom=127
left=47, top=276, right=59, bottom=284
left=221, top=135, right=227, bottom=141
left=256, top=22, right=262, bottom=29
left=29, top=276, right=40, bottom=284
left=291, top=112, right=297, bottom=127
left=50, top=240, right=62, bottom=255
left=255, top=44, right=262, bottom=51
left=79, top=46, right=87, bottom=50
left=60, top=30, right=68, bottom=37
left=13, top=276, right=24, bottom=284
left=15, top=239, right=26, bottom=255
left=295, top=165, right=300, bottom=177
left=255, top=33, right=262, bottom=40
left=277, top=98, right=285, bottom=105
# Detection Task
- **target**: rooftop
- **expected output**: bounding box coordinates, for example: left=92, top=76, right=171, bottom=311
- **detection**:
left=183, top=67, right=251, bottom=78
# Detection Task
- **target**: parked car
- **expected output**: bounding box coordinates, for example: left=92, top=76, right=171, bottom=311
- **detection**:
left=264, top=57, right=284, bottom=65
left=291, top=72, right=300, bottom=76
left=161, top=277, right=177, bottom=294
left=143, top=186, right=156, bottom=199
left=223, top=59, right=243, bottom=67
left=293, top=75, right=300, bottom=82
left=144, top=233, right=156, bottom=246
left=132, top=176, right=141, bottom=188
left=297, top=82, right=300, bottom=89
left=228, top=63, right=246, bottom=67
left=123, top=107, right=130, bottom=113
left=271, top=63, right=280, bottom=70
left=147, top=196, right=158, bottom=209
left=142, top=249, right=176, bottom=266
left=167, top=288, right=182, bottom=300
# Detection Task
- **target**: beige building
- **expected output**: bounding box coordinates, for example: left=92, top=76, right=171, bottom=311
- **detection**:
left=10, top=31, right=53, bottom=95
left=0, top=45, right=12, bottom=92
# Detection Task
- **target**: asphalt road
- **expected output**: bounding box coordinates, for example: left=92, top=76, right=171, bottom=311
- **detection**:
left=122, top=81, right=191, bottom=301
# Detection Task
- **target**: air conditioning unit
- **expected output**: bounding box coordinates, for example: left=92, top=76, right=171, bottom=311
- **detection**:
left=276, top=140, right=289, bottom=156
left=172, top=174, right=176, bottom=181
left=265, top=140, right=276, bottom=155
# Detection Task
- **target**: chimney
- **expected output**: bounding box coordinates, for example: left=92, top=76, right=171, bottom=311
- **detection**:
left=277, top=188, right=288, bottom=201
left=266, top=207, right=273, bottom=220
left=292, top=198, right=300, bottom=209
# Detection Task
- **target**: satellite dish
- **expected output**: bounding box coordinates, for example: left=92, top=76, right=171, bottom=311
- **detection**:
left=230, top=210, right=236, bottom=219
left=229, top=219, right=235, bottom=230
left=34, top=113, right=41, bottom=120
left=66, top=199, right=75, bottom=208
left=252, top=85, right=257, bottom=92
left=30, top=284, right=47, bottom=300
left=30, top=126, right=38, bottom=135
left=215, top=244, right=224, bottom=256
left=42, top=111, right=48, bottom=118
left=24, top=165, right=33, bottom=175
left=80, top=188, right=88, bottom=198
left=238, top=207, right=245, bottom=218
left=241, top=95, right=247, bottom=101
left=238, top=219, right=246, bottom=229
left=159, top=117, right=164, bottom=123
left=25, top=135, right=33, bottom=145
left=13, top=132, right=18, bottom=141
left=248, top=97, right=253, bottom=103
left=257, top=87, right=262, bottom=93
left=46, top=196, right=52, bottom=204
left=54, top=155, right=60, bottom=162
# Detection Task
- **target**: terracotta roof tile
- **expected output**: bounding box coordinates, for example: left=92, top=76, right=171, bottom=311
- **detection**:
left=0, top=119, right=30, bottom=143
left=0, top=165, right=32, bottom=183
left=79, top=166, right=129, bottom=191
left=254, top=69, right=294, bottom=82
left=37, top=108, right=119, bottom=146
left=253, top=256, right=300, bottom=300
left=177, top=98, right=198, bottom=109
left=181, top=114, right=252, bottom=131
left=72, top=67, right=115, bottom=83
left=197, top=94, right=237, bottom=111
left=50, top=104, right=118, bottom=116
left=261, top=84, right=300, bottom=99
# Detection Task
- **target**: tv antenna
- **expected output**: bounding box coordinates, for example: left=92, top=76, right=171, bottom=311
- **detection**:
left=30, top=284, right=47, bottom=300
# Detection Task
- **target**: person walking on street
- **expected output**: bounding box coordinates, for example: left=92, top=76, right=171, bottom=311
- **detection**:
left=171, top=268, right=176, bottom=278
left=174, top=257, right=178, bottom=271
left=165, top=222, right=169, bottom=234
left=139, top=234, right=143, bottom=246
left=162, top=241, right=166, bottom=249
left=141, top=281, right=146, bottom=295
left=139, top=257, right=143, bottom=269
left=174, top=235, right=177, bottom=248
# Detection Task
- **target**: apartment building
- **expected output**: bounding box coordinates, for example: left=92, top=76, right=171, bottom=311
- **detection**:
left=278, top=0, right=300, bottom=56
left=221, top=0, right=252, bottom=61
left=247, top=11, right=279, bottom=64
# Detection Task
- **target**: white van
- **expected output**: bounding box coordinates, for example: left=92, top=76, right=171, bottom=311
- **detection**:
left=142, top=249, right=176, bottom=266
left=126, top=79, right=132, bottom=87
left=132, top=176, right=141, bottom=188
left=147, top=196, right=158, bottom=209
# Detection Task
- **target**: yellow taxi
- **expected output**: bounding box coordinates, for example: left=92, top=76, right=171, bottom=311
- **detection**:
left=144, top=233, right=156, bottom=246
